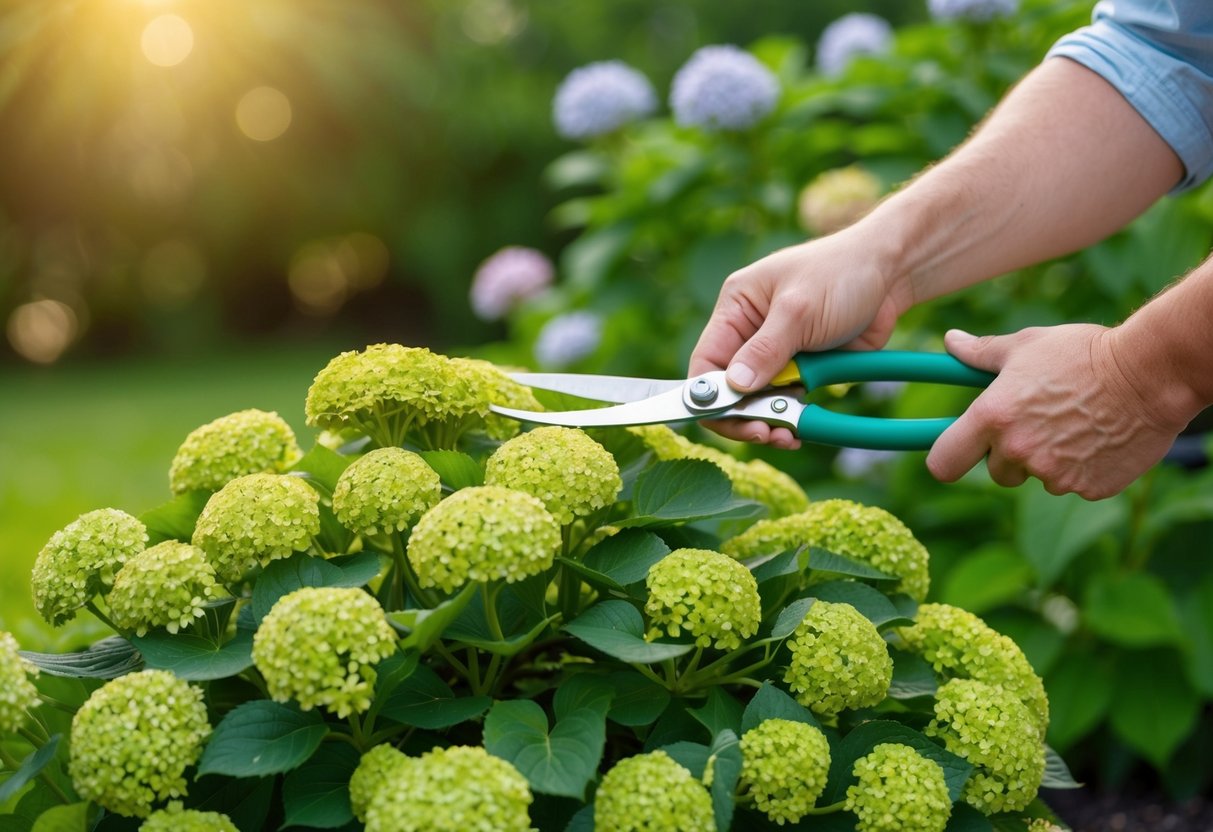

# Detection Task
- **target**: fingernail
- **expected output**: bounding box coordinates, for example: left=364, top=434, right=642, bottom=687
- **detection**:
left=727, top=363, right=756, bottom=389
left=948, top=329, right=975, bottom=341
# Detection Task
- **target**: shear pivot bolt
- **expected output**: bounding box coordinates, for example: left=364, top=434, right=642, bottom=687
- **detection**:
left=689, top=378, right=718, bottom=405
left=771, top=398, right=788, bottom=413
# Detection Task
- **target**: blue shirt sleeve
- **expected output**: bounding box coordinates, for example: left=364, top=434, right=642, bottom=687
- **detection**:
left=1047, top=0, right=1213, bottom=193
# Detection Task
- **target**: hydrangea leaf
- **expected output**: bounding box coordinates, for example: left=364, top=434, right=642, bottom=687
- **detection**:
left=483, top=699, right=607, bottom=799
left=603, top=671, right=670, bottom=727
left=250, top=552, right=343, bottom=623
left=578, top=529, right=671, bottom=588
left=563, top=804, right=595, bottom=832
left=1043, top=651, right=1112, bottom=751
left=378, top=664, right=490, bottom=729
left=821, top=719, right=974, bottom=806
left=939, top=545, right=1033, bottom=615
left=448, top=613, right=558, bottom=657
left=616, top=459, right=765, bottom=528
left=1041, top=747, right=1082, bottom=790
left=552, top=673, right=614, bottom=720
left=389, top=583, right=478, bottom=653
left=769, top=597, right=815, bottom=639
left=740, top=682, right=821, bottom=734
left=707, top=729, right=742, bottom=831
left=1083, top=571, right=1185, bottom=648
left=657, top=741, right=709, bottom=778
left=182, top=773, right=274, bottom=832
left=1015, top=483, right=1128, bottom=587
left=1109, top=649, right=1201, bottom=768
left=327, top=551, right=382, bottom=588
left=887, top=648, right=939, bottom=701
left=197, top=701, right=328, bottom=778
left=19, top=637, right=143, bottom=680
left=418, top=449, right=484, bottom=491
left=27, top=802, right=95, bottom=832
left=132, top=627, right=253, bottom=681
left=1179, top=576, right=1213, bottom=696
left=808, top=579, right=911, bottom=629
left=140, top=490, right=211, bottom=546
left=804, top=547, right=897, bottom=582
left=444, top=585, right=557, bottom=656
left=745, top=547, right=800, bottom=583
left=688, top=687, right=743, bottom=739
left=544, top=149, right=610, bottom=190
left=0, top=736, right=60, bottom=806
left=281, top=741, right=360, bottom=829
left=564, top=600, right=693, bottom=663
left=289, top=444, right=353, bottom=495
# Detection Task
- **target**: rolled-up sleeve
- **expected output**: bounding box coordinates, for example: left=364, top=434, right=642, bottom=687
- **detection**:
left=1047, top=1, right=1213, bottom=192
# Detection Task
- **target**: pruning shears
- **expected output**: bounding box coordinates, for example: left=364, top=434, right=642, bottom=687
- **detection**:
left=490, top=351, right=995, bottom=451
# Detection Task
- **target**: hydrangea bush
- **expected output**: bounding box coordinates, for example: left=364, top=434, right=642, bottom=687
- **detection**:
left=0, top=344, right=1077, bottom=830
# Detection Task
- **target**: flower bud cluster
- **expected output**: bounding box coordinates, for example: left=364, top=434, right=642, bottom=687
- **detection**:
left=485, top=427, right=621, bottom=526
left=0, top=631, right=38, bottom=733
left=899, top=603, right=1048, bottom=733
left=926, top=678, right=1046, bottom=814
left=595, top=750, right=716, bottom=832
left=332, top=447, right=441, bottom=536
left=784, top=600, right=892, bottom=718
left=168, top=409, right=301, bottom=495
left=253, top=587, right=397, bottom=717
left=350, top=744, right=411, bottom=822
left=843, top=743, right=952, bottom=832
left=722, top=499, right=930, bottom=600
left=32, top=508, right=147, bottom=626
left=407, top=486, right=560, bottom=593
left=645, top=548, right=761, bottom=651
left=107, top=541, right=224, bottom=636
left=362, top=745, right=532, bottom=832
left=192, top=473, right=320, bottom=582
left=69, top=670, right=210, bottom=818
left=740, top=718, right=831, bottom=824
left=139, top=802, right=238, bottom=832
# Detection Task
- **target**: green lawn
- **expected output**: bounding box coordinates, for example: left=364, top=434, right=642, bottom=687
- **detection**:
left=0, top=341, right=347, bottom=650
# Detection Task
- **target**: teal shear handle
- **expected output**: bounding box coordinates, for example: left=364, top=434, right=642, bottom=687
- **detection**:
left=790, top=351, right=995, bottom=451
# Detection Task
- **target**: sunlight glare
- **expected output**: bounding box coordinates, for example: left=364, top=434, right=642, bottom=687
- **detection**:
left=236, top=87, right=292, bottom=142
left=141, top=14, right=194, bottom=67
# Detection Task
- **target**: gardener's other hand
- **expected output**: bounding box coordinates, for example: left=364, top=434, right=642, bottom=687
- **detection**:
left=689, top=231, right=903, bottom=449
left=928, top=324, right=1187, bottom=500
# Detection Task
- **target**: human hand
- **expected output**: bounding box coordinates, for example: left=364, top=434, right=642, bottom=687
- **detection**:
left=688, top=231, right=903, bottom=449
left=927, top=324, right=1188, bottom=500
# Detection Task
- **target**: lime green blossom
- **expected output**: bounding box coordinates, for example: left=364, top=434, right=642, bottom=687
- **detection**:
left=722, top=499, right=930, bottom=600
left=629, top=425, right=808, bottom=518
left=332, top=447, right=441, bottom=536
left=192, top=473, right=320, bottom=582
left=107, top=541, right=225, bottom=636
left=485, top=426, right=621, bottom=526
left=363, top=746, right=532, bottom=832
left=1026, top=821, right=1064, bottom=832
left=645, top=548, right=761, bottom=650
left=927, top=679, right=1046, bottom=814
left=740, top=718, right=831, bottom=825
left=168, top=409, right=301, bottom=495
left=407, top=486, right=560, bottom=593
left=350, top=744, right=412, bottom=822
left=899, top=603, right=1049, bottom=734
left=784, top=600, right=892, bottom=719
left=595, top=750, right=716, bottom=832
left=459, top=357, right=545, bottom=441
left=253, top=587, right=397, bottom=718
left=844, top=743, right=951, bottom=832
left=139, top=802, right=239, bottom=832
left=32, top=508, right=148, bottom=626
left=0, top=631, right=38, bottom=733
left=69, top=670, right=210, bottom=818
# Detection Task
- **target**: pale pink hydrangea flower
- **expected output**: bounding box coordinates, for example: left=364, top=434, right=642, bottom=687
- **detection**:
left=470, top=246, right=554, bottom=321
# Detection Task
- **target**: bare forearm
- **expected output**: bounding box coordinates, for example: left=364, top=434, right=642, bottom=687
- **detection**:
left=861, top=57, right=1183, bottom=310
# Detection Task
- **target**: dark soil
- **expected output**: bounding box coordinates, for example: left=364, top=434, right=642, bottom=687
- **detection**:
left=1044, top=789, right=1213, bottom=832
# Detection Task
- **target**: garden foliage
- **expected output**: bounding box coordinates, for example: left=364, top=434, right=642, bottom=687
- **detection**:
left=0, top=344, right=1079, bottom=830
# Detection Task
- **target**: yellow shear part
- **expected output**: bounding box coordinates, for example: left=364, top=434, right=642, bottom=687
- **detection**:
left=770, top=361, right=801, bottom=387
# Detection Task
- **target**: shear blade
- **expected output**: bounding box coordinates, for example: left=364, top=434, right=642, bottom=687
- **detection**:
left=507, top=372, right=683, bottom=404
left=490, top=386, right=702, bottom=428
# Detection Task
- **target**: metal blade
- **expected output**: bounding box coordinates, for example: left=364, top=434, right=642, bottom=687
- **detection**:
left=490, top=386, right=705, bottom=428
left=507, top=372, right=684, bottom=404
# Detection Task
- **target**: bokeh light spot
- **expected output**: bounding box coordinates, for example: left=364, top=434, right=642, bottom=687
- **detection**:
left=7, top=300, right=79, bottom=364
left=141, top=15, right=194, bottom=67
left=236, top=87, right=292, bottom=142
left=461, top=0, right=528, bottom=45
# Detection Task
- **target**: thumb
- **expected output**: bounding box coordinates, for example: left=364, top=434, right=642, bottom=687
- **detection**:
left=944, top=329, right=1015, bottom=373
left=726, top=307, right=802, bottom=392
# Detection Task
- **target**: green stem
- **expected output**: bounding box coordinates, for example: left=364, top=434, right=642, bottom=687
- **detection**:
left=35, top=693, right=75, bottom=714
left=466, top=648, right=481, bottom=692
left=368, top=724, right=413, bottom=747
left=484, top=583, right=506, bottom=642
left=0, top=737, right=70, bottom=804
left=347, top=713, right=367, bottom=749
left=480, top=654, right=504, bottom=697
left=433, top=642, right=470, bottom=677
left=85, top=600, right=122, bottom=635
left=16, top=726, right=46, bottom=747
left=690, top=653, right=773, bottom=690
left=633, top=663, right=668, bottom=688
left=324, top=731, right=363, bottom=751
left=805, top=800, right=846, bottom=815
left=688, top=641, right=771, bottom=684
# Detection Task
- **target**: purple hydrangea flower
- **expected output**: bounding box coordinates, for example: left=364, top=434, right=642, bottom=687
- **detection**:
left=863, top=380, right=906, bottom=402
left=533, top=311, right=602, bottom=368
left=834, top=447, right=899, bottom=480
left=553, top=61, right=657, bottom=140
left=470, top=246, right=554, bottom=321
left=816, top=14, right=893, bottom=77
left=670, top=45, right=779, bottom=131
left=928, top=0, right=1018, bottom=22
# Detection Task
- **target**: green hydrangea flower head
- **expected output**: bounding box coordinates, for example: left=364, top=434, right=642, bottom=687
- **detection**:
left=0, top=631, right=38, bottom=733
left=253, top=587, right=397, bottom=718
left=1026, top=821, right=1064, bottom=832
left=722, top=499, right=930, bottom=600
left=192, top=473, right=320, bottom=582
left=740, top=718, right=831, bottom=824
left=363, top=745, right=532, bottom=832
left=899, top=603, right=1048, bottom=734
left=926, top=679, right=1046, bottom=814
left=350, top=744, right=412, bottom=822
left=628, top=425, right=808, bottom=519
left=784, top=600, right=892, bottom=719
left=458, top=357, right=545, bottom=441
left=332, top=447, right=441, bottom=536
left=485, top=426, right=622, bottom=526
left=407, top=486, right=560, bottom=593
left=843, top=743, right=951, bottom=832
left=595, top=750, right=716, bottom=832
left=168, top=409, right=302, bottom=495
left=69, top=670, right=210, bottom=818
left=107, top=541, right=225, bottom=636
left=645, top=548, right=761, bottom=650
left=32, top=508, right=148, bottom=626
left=139, top=802, right=239, bottom=832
